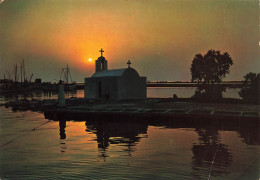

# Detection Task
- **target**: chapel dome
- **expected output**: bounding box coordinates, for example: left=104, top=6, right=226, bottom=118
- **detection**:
left=97, top=56, right=106, bottom=61
left=92, top=68, right=140, bottom=78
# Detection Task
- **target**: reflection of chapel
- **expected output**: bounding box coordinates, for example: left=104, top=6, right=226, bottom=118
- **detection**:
left=84, top=48, right=146, bottom=100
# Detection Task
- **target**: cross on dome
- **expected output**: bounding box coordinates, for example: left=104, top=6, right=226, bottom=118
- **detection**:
left=99, top=48, right=104, bottom=57
left=127, top=60, right=131, bottom=68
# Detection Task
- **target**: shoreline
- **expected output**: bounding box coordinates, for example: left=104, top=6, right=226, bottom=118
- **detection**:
left=2, top=98, right=259, bottom=123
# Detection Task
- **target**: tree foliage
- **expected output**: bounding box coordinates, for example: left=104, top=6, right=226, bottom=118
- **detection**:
left=190, top=50, right=233, bottom=99
left=239, top=72, right=260, bottom=104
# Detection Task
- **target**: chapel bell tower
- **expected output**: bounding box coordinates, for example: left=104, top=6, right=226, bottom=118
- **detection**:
left=95, top=48, right=108, bottom=72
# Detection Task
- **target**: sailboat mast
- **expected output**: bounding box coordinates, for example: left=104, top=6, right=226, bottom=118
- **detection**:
left=20, top=61, right=23, bottom=83
left=23, top=59, right=25, bottom=82
left=14, top=64, right=17, bottom=82
left=66, top=64, right=69, bottom=83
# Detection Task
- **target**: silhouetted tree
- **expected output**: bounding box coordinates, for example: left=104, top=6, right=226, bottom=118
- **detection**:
left=239, top=72, right=260, bottom=104
left=190, top=50, right=233, bottom=100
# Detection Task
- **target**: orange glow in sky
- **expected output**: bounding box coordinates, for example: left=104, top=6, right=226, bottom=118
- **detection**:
left=0, top=0, right=259, bottom=81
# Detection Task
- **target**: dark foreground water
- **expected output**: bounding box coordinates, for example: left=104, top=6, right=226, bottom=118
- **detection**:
left=0, top=89, right=259, bottom=179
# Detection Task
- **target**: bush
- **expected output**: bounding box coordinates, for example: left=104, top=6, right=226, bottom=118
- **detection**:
left=239, top=73, right=260, bottom=104
left=192, top=84, right=224, bottom=101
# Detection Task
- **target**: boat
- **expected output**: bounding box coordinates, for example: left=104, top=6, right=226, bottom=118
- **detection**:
left=59, top=64, right=76, bottom=91
left=0, top=60, right=33, bottom=94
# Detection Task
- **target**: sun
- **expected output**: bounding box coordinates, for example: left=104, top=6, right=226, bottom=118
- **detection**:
left=88, top=58, right=92, bottom=62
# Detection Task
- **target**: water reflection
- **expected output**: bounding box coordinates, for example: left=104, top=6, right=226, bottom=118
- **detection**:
left=59, top=120, right=66, bottom=140
left=0, top=90, right=80, bottom=102
left=58, top=119, right=148, bottom=159
left=85, top=120, right=148, bottom=158
left=57, top=117, right=259, bottom=164
left=191, top=128, right=232, bottom=179
left=238, top=127, right=260, bottom=145
left=1, top=91, right=259, bottom=179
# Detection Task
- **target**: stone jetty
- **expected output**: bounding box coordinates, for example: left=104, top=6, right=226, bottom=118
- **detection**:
left=2, top=98, right=259, bottom=126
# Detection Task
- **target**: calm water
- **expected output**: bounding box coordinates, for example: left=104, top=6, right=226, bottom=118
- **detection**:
left=148, top=87, right=242, bottom=99
left=0, top=88, right=259, bottom=179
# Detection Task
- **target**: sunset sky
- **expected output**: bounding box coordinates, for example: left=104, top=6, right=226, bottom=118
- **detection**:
left=0, top=0, right=259, bottom=82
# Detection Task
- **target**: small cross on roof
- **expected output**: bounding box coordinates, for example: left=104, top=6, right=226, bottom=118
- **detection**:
left=99, top=48, right=104, bottom=57
left=127, top=60, right=131, bottom=68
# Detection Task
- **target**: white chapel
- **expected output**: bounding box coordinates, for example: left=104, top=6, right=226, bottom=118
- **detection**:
left=84, top=48, right=147, bottom=100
